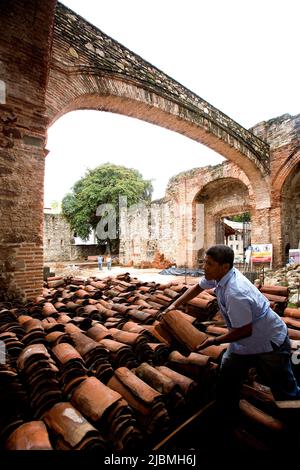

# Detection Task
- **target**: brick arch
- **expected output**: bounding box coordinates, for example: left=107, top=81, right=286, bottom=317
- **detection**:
left=280, top=160, right=300, bottom=257
left=184, top=161, right=254, bottom=205
left=194, top=175, right=251, bottom=219
left=46, top=3, right=271, bottom=209
left=272, top=147, right=300, bottom=196
left=194, top=177, right=251, bottom=205
left=188, top=176, right=252, bottom=265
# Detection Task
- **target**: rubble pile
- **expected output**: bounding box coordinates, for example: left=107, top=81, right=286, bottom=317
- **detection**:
left=264, top=264, right=300, bottom=305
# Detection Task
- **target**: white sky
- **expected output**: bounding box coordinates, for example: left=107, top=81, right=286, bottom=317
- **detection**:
left=45, top=0, right=300, bottom=206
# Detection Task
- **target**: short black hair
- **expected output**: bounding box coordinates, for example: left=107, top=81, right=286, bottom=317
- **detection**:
left=206, top=245, right=234, bottom=268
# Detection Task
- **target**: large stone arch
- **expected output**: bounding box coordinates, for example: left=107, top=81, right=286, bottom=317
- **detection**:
left=269, top=148, right=300, bottom=265
left=189, top=177, right=251, bottom=267
left=163, top=162, right=265, bottom=267
left=166, top=161, right=254, bottom=204
left=280, top=161, right=300, bottom=258
left=46, top=3, right=271, bottom=211
left=251, top=115, right=300, bottom=266
left=272, top=147, right=300, bottom=197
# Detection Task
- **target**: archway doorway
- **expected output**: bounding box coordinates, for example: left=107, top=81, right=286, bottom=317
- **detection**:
left=281, top=162, right=300, bottom=256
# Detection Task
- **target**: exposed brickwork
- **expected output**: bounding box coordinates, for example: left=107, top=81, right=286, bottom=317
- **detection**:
left=121, top=111, right=300, bottom=269
left=44, top=213, right=99, bottom=262
left=120, top=162, right=253, bottom=268
left=166, top=161, right=254, bottom=204
left=252, top=114, right=300, bottom=264
left=119, top=201, right=177, bottom=267
left=0, top=2, right=299, bottom=300
left=281, top=165, right=300, bottom=252
left=250, top=114, right=300, bottom=150
left=0, top=243, right=43, bottom=301
left=0, top=0, right=57, bottom=300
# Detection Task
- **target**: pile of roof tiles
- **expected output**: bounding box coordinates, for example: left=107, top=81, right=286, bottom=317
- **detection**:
left=259, top=285, right=289, bottom=315
left=0, top=275, right=299, bottom=451
left=0, top=274, right=220, bottom=451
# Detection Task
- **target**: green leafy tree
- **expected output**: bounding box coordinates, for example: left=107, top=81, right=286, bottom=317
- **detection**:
left=62, top=163, right=153, bottom=252
left=229, top=212, right=251, bottom=223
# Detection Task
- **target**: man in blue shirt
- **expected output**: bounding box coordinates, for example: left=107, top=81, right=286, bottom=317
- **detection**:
left=164, top=245, right=300, bottom=415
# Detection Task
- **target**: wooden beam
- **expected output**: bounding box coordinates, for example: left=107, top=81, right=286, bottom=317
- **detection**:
left=152, top=400, right=216, bottom=450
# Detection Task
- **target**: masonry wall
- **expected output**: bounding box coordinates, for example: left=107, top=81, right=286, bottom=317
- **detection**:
left=120, top=165, right=254, bottom=268
left=43, top=214, right=99, bottom=262
left=0, top=1, right=56, bottom=300
left=251, top=113, right=300, bottom=265
left=1, top=2, right=300, bottom=301
left=119, top=201, right=178, bottom=267
left=44, top=214, right=72, bottom=261
left=281, top=168, right=300, bottom=251
left=120, top=111, right=300, bottom=269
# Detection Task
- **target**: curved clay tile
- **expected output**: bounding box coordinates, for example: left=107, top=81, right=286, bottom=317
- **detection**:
left=43, top=402, right=105, bottom=449
left=5, top=421, right=53, bottom=450
left=71, top=376, right=122, bottom=422
left=86, top=324, right=111, bottom=342
left=52, top=343, right=83, bottom=364
left=135, top=362, right=181, bottom=396
left=17, top=344, right=51, bottom=371
left=42, top=303, right=58, bottom=317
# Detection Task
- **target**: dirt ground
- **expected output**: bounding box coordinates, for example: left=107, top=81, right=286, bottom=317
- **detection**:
left=45, top=261, right=199, bottom=286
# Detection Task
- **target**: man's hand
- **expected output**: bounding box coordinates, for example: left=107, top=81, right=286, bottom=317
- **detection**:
left=195, top=337, right=219, bottom=351
left=163, top=303, right=177, bottom=314
left=157, top=303, right=177, bottom=320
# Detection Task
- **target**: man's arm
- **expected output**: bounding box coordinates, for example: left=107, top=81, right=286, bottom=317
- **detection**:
left=196, top=322, right=252, bottom=350
left=163, top=283, right=204, bottom=314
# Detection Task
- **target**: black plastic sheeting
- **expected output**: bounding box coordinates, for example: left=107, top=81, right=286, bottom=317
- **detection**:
left=159, top=267, right=204, bottom=277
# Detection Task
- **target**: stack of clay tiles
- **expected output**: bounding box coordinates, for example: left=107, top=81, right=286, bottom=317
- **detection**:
left=1, top=275, right=299, bottom=452
left=0, top=274, right=220, bottom=451
left=259, top=285, right=289, bottom=316
left=259, top=285, right=300, bottom=350
left=282, top=307, right=300, bottom=340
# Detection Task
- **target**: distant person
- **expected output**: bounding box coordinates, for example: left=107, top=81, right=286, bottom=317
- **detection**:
left=97, top=255, right=103, bottom=270
left=106, top=255, right=112, bottom=270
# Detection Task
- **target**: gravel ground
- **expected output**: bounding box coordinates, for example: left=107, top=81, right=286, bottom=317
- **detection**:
left=45, top=262, right=199, bottom=285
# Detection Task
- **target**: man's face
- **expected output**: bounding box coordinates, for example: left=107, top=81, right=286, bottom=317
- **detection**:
left=204, top=255, right=230, bottom=281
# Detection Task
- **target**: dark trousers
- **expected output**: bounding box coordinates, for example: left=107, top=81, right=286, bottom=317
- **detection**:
left=217, top=336, right=300, bottom=423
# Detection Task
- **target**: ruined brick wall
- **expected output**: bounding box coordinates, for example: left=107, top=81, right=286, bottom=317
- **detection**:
left=1, top=1, right=299, bottom=302
left=120, top=162, right=254, bottom=268
left=44, top=214, right=73, bottom=261
left=44, top=214, right=99, bottom=262
left=166, top=162, right=254, bottom=204
left=250, top=114, right=300, bottom=150
left=164, top=162, right=254, bottom=267
left=251, top=113, right=300, bottom=264
left=281, top=165, right=300, bottom=252
left=120, top=121, right=300, bottom=269
left=0, top=1, right=57, bottom=300
left=119, top=200, right=178, bottom=267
